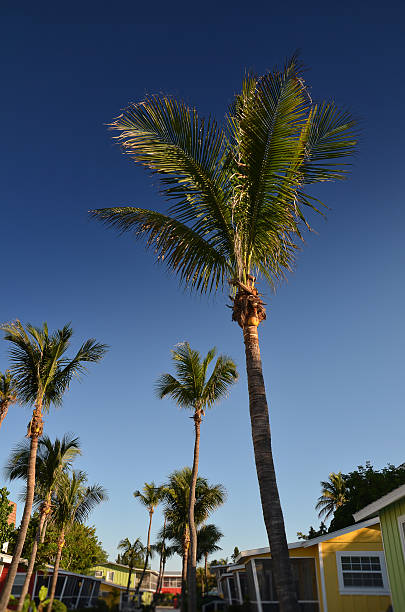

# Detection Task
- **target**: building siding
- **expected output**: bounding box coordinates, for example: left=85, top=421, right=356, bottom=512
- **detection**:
left=321, top=524, right=391, bottom=612
left=380, top=498, right=405, bottom=611
left=229, top=523, right=392, bottom=612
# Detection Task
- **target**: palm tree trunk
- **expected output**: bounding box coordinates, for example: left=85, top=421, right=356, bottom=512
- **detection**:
left=187, top=411, right=201, bottom=612
left=0, top=404, right=43, bottom=612
left=157, top=518, right=166, bottom=594
left=204, top=553, right=208, bottom=597
left=47, top=529, right=64, bottom=612
left=159, top=553, right=167, bottom=595
left=16, top=508, right=48, bottom=612
left=126, top=566, right=133, bottom=597
left=136, top=510, right=153, bottom=594
left=181, top=529, right=189, bottom=612
left=243, top=324, right=299, bottom=612
left=0, top=402, right=9, bottom=430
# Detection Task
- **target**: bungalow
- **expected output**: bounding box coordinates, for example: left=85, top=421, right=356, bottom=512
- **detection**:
left=0, top=553, right=101, bottom=608
left=354, top=483, right=405, bottom=611
left=212, top=519, right=392, bottom=611
left=89, top=562, right=182, bottom=607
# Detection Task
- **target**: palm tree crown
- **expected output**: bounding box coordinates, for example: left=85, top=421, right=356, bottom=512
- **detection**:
left=52, top=470, right=107, bottom=529
left=0, top=370, right=18, bottom=430
left=315, top=471, right=347, bottom=520
left=196, top=523, right=223, bottom=563
left=91, top=56, right=357, bottom=294
left=156, top=343, right=238, bottom=414
left=1, top=321, right=107, bottom=411
left=118, top=537, right=146, bottom=569
left=133, top=482, right=164, bottom=516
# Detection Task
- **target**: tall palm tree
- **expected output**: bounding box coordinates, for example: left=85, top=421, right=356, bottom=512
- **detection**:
left=0, top=370, right=18, bottom=431
left=156, top=343, right=237, bottom=612
left=90, top=55, right=357, bottom=612
left=0, top=321, right=107, bottom=612
left=315, top=472, right=347, bottom=520
left=133, top=482, right=164, bottom=594
left=162, top=467, right=225, bottom=612
left=117, top=537, right=146, bottom=596
left=4, top=434, right=81, bottom=611
left=46, top=470, right=107, bottom=612
left=196, top=524, right=222, bottom=596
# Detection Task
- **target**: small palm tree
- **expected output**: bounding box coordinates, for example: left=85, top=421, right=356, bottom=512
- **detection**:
left=91, top=54, right=357, bottom=612
left=0, top=321, right=107, bottom=612
left=117, top=537, right=146, bottom=596
left=4, top=434, right=81, bottom=611
left=152, top=528, right=176, bottom=595
left=133, top=482, right=164, bottom=594
left=156, top=343, right=237, bottom=612
left=315, top=472, right=347, bottom=520
left=162, top=467, right=225, bottom=612
left=196, top=524, right=223, bottom=595
left=0, top=370, right=18, bottom=431
left=46, top=471, right=107, bottom=612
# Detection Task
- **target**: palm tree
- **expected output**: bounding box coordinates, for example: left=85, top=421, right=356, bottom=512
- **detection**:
left=315, top=472, right=347, bottom=520
left=0, top=370, right=18, bottom=430
left=0, top=321, right=107, bottom=612
left=152, top=530, right=176, bottom=595
left=156, top=343, right=237, bottom=612
left=133, top=482, right=164, bottom=594
left=90, top=55, right=357, bottom=612
left=196, top=524, right=222, bottom=595
left=46, top=470, right=107, bottom=612
left=4, top=434, right=81, bottom=611
left=117, top=537, right=146, bottom=596
left=162, top=467, right=225, bottom=612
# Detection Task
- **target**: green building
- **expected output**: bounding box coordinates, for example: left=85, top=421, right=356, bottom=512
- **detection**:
left=88, top=562, right=158, bottom=607
left=355, top=483, right=405, bottom=611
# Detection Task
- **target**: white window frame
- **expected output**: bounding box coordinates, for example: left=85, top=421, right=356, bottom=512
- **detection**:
left=106, top=571, right=115, bottom=582
left=336, top=551, right=390, bottom=595
left=94, top=571, right=103, bottom=578
left=398, top=514, right=405, bottom=561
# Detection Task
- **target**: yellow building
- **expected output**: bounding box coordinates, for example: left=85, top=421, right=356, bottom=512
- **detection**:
left=212, top=519, right=392, bottom=612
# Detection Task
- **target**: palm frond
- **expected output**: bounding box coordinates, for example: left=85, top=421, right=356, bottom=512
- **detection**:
left=91, top=207, right=231, bottom=293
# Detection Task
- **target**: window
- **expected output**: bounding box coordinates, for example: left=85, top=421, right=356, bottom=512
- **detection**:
left=398, top=514, right=405, bottom=561
left=11, top=574, right=26, bottom=596
left=336, top=551, right=389, bottom=594
left=94, top=571, right=103, bottom=578
left=106, top=571, right=115, bottom=582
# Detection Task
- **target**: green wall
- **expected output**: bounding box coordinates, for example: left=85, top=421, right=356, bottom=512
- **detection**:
left=90, top=563, right=137, bottom=588
left=381, top=498, right=405, bottom=611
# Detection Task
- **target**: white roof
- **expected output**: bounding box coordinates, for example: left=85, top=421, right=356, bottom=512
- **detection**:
left=235, top=518, right=379, bottom=563
left=354, top=484, right=405, bottom=522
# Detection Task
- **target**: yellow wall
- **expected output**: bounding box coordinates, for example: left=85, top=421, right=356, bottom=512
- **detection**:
left=99, top=582, right=122, bottom=608
left=320, top=523, right=391, bottom=612
left=241, top=524, right=392, bottom=612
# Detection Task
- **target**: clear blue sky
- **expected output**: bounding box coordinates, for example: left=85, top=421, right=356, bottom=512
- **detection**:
left=1, top=2, right=404, bottom=570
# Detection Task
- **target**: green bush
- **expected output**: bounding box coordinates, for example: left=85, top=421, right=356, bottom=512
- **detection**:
left=51, top=600, right=67, bottom=612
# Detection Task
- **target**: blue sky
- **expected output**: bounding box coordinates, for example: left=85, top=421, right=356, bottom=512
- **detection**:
left=1, top=3, right=404, bottom=570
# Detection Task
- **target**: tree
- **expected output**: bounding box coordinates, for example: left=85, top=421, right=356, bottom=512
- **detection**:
left=5, top=434, right=81, bottom=611
left=46, top=470, right=107, bottom=612
left=329, top=462, right=405, bottom=532
left=117, top=537, right=146, bottom=595
left=297, top=522, right=327, bottom=541
left=0, top=321, right=107, bottom=612
left=0, top=370, right=18, bottom=431
left=91, top=55, right=357, bottom=612
left=196, top=524, right=222, bottom=595
left=162, top=467, right=225, bottom=612
left=133, top=482, right=164, bottom=594
left=152, top=531, right=176, bottom=595
left=231, top=547, right=240, bottom=563
left=0, top=487, right=15, bottom=551
left=156, top=343, right=237, bottom=612
left=315, top=472, right=347, bottom=520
